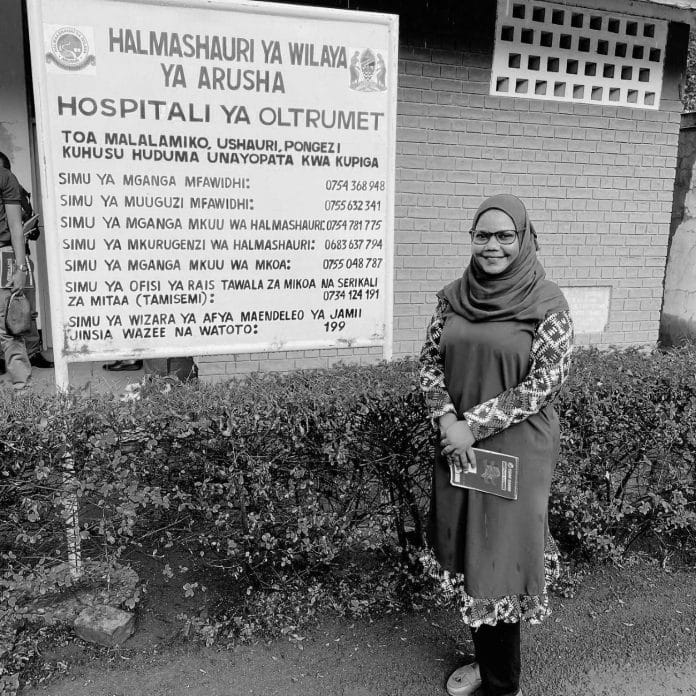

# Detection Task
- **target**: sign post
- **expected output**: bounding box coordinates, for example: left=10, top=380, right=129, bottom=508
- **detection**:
left=26, top=0, right=398, bottom=580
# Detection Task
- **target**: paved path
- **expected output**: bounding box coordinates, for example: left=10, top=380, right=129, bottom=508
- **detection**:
left=21, top=563, right=696, bottom=696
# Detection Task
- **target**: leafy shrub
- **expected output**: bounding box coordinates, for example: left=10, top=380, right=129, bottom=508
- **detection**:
left=1, top=345, right=695, bottom=666
left=0, top=363, right=432, bottom=653
left=551, top=346, right=696, bottom=561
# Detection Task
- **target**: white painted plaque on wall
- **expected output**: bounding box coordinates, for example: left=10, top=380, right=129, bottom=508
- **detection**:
left=27, top=0, right=397, bottom=363
left=561, top=286, right=611, bottom=334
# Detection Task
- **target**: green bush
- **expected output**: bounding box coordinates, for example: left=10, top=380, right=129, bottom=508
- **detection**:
left=0, top=363, right=432, bottom=642
left=552, top=346, right=696, bottom=561
left=1, top=346, right=695, bottom=650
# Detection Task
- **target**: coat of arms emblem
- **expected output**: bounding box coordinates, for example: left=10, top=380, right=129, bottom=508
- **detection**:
left=481, top=463, right=501, bottom=485
left=46, top=27, right=96, bottom=71
left=349, top=48, right=387, bottom=92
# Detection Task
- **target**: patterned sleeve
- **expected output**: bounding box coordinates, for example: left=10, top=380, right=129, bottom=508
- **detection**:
left=419, top=296, right=457, bottom=422
left=463, top=310, right=574, bottom=442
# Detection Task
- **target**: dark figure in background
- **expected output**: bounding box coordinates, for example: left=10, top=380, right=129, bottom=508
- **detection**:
left=0, top=152, right=53, bottom=372
left=419, top=195, right=573, bottom=696
left=0, top=155, right=31, bottom=389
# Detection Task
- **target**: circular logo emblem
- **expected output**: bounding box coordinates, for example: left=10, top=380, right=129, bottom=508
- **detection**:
left=48, top=27, right=93, bottom=70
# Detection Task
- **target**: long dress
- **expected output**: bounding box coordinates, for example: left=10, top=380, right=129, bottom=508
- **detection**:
left=419, top=297, right=573, bottom=626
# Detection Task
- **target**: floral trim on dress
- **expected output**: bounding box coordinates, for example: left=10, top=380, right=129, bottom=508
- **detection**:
left=420, top=536, right=562, bottom=628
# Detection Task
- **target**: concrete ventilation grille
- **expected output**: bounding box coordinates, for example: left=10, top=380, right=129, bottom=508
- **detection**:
left=491, top=0, right=667, bottom=109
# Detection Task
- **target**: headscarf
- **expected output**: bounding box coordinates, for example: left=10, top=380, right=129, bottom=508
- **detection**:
left=438, top=194, right=568, bottom=323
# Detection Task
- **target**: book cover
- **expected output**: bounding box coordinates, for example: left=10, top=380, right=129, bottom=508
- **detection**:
left=0, top=249, right=34, bottom=288
left=449, top=447, right=519, bottom=500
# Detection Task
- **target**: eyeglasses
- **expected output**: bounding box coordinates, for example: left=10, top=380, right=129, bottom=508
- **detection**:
left=469, top=229, right=518, bottom=245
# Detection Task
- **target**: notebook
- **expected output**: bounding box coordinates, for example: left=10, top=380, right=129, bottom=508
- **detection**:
left=449, top=447, right=519, bottom=500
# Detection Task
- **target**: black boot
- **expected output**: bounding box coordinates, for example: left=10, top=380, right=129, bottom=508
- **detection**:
left=471, top=621, right=521, bottom=696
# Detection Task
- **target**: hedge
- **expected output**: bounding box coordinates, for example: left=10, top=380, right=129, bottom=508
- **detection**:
left=1, top=346, right=695, bottom=649
left=550, top=346, right=696, bottom=560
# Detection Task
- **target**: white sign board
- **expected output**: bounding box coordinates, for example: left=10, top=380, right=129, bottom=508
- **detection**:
left=27, top=0, right=397, bottom=375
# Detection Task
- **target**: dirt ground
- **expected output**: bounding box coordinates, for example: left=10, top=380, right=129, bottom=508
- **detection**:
left=20, top=560, right=696, bottom=696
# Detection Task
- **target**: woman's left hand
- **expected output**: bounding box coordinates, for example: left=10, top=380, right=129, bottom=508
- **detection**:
left=441, top=420, right=476, bottom=468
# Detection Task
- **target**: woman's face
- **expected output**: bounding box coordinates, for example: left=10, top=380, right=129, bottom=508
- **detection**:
left=471, top=209, right=520, bottom=275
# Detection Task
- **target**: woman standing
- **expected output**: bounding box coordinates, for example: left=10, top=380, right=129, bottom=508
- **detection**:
left=419, top=195, right=573, bottom=696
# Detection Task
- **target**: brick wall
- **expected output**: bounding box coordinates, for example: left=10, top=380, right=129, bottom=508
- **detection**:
left=199, top=11, right=687, bottom=380
left=392, top=36, right=684, bottom=357
left=197, top=345, right=383, bottom=379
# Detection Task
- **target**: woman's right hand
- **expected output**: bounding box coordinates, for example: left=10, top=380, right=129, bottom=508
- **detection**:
left=439, top=417, right=477, bottom=472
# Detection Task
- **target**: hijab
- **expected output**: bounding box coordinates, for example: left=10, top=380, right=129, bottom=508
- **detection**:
left=438, top=194, right=568, bottom=323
